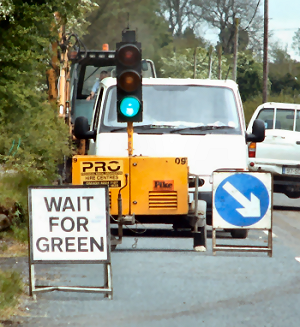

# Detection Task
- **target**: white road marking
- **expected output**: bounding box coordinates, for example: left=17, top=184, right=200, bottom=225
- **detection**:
left=263, top=230, right=277, bottom=237
left=295, top=257, right=300, bottom=263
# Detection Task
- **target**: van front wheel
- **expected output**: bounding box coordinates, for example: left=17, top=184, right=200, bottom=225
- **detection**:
left=230, top=229, right=248, bottom=239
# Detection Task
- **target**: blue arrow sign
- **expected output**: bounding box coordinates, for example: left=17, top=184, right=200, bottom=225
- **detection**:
left=214, top=174, right=269, bottom=227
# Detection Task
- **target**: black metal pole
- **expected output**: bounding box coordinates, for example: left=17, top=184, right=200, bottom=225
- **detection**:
left=263, top=0, right=269, bottom=103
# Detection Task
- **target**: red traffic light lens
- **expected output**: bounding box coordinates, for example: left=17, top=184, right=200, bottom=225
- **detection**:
left=117, top=44, right=141, bottom=66
left=119, top=71, right=141, bottom=92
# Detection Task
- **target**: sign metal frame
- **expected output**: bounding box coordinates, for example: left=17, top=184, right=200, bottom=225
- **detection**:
left=212, top=170, right=273, bottom=257
left=28, top=185, right=113, bottom=299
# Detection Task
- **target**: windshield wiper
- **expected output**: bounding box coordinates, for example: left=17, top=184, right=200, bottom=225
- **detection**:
left=110, top=124, right=175, bottom=132
left=170, top=125, right=235, bottom=133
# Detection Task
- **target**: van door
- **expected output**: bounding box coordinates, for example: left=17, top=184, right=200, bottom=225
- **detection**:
left=88, top=87, right=104, bottom=155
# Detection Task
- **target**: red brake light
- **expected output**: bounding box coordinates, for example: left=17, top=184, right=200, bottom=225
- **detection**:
left=248, top=142, right=256, bottom=158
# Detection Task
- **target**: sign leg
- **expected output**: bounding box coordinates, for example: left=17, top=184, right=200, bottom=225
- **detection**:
left=212, top=228, right=216, bottom=256
left=107, top=263, right=113, bottom=300
left=268, top=229, right=273, bottom=257
left=30, top=264, right=36, bottom=300
left=104, top=263, right=113, bottom=299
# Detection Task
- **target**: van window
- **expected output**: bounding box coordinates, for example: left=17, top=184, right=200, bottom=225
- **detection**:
left=92, top=87, right=104, bottom=131
left=296, top=110, right=300, bottom=132
left=82, top=66, right=114, bottom=96
left=276, top=109, right=294, bottom=131
left=257, top=109, right=274, bottom=129
left=102, top=85, right=241, bottom=133
left=257, top=108, right=295, bottom=131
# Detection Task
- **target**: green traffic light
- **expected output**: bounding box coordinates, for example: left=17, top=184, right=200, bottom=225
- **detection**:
left=120, top=97, right=141, bottom=118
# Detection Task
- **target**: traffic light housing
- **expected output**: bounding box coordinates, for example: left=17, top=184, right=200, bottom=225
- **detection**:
left=116, top=31, right=143, bottom=122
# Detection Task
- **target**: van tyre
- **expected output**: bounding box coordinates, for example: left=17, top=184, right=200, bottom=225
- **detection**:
left=230, top=229, right=248, bottom=239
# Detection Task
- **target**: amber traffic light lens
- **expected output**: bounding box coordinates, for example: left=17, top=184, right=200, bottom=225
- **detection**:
left=119, top=71, right=141, bottom=92
left=117, top=45, right=141, bottom=66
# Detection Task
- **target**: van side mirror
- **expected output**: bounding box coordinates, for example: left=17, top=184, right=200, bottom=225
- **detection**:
left=74, top=116, right=96, bottom=140
left=141, top=59, right=148, bottom=71
left=246, top=119, right=265, bottom=143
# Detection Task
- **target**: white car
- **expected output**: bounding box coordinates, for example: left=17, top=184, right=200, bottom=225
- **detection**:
left=247, top=102, right=300, bottom=198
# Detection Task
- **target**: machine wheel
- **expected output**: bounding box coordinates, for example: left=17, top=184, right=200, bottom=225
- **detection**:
left=230, top=229, right=248, bottom=239
left=111, top=235, right=117, bottom=251
left=285, top=191, right=300, bottom=199
left=206, top=216, right=212, bottom=226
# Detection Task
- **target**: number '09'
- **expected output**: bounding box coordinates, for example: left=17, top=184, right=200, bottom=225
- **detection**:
left=175, top=158, right=187, bottom=165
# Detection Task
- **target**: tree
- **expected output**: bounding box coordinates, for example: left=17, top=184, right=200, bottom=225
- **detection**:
left=158, top=0, right=195, bottom=38
left=192, top=0, right=263, bottom=55
left=159, top=46, right=230, bottom=79
left=267, top=40, right=300, bottom=96
left=159, top=47, right=263, bottom=103
left=236, top=52, right=263, bottom=101
left=0, top=1, right=95, bottom=212
left=269, top=73, right=300, bottom=95
left=82, top=0, right=172, bottom=60
left=170, top=27, right=207, bottom=51
left=269, top=41, right=292, bottom=64
left=292, top=28, right=300, bottom=57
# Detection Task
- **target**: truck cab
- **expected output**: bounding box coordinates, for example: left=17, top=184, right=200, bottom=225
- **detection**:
left=70, top=50, right=156, bottom=126
left=75, top=77, right=265, bottom=228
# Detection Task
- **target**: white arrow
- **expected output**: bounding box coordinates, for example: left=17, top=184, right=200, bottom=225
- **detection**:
left=222, top=181, right=261, bottom=218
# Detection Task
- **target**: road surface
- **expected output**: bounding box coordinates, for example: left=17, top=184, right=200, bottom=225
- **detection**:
left=3, top=193, right=300, bottom=326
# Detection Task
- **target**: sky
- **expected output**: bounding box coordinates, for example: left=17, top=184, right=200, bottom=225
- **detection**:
left=268, top=0, right=300, bottom=60
left=202, top=0, right=300, bottom=61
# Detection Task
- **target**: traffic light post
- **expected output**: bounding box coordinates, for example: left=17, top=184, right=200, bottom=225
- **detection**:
left=116, top=30, right=143, bottom=157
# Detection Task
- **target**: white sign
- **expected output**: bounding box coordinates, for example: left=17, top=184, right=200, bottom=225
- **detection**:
left=213, top=172, right=272, bottom=229
left=29, top=186, right=109, bottom=262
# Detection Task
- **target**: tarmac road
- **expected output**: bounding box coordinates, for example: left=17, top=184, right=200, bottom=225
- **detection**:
left=2, top=193, right=300, bottom=327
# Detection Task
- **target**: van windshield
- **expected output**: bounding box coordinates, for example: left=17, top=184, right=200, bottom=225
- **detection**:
left=102, top=85, right=241, bottom=134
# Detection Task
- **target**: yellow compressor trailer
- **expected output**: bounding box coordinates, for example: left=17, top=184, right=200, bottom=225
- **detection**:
left=72, top=155, right=206, bottom=250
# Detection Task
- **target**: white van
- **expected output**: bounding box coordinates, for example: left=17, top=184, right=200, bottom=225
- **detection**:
left=74, top=77, right=265, bottom=236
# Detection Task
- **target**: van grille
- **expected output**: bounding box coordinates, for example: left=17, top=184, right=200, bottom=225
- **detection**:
left=148, top=191, right=177, bottom=209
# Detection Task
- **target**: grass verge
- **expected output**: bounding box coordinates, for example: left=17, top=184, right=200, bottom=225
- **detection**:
left=0, top=230, right=28, bottom=258
left=0, top=231, right=28, bottom=324
left=0, top=269, right=23, bottom=323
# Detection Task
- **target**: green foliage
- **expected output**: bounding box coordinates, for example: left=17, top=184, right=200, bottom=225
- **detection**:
left=270, top=73, right=300, bottom=95
left=10, top=225, right=28, bottom=243
left=237, top=52, right=263, bottom=102
left=269, top=41, right=293, bottom=64
left=0, top=169, right=50, bottom=229
left=0, top=1, right=93, bottom=226
left=159, top=46, right=230, bottom=79
left=243, top=95, right=265, bottom=124
left=0, top=270, right=23, bottom=314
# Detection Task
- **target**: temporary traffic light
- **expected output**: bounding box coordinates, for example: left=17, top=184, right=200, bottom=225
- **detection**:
left=116, top=31, right=142, bottom=122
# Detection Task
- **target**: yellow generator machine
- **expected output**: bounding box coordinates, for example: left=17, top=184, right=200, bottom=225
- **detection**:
left=72, top=155, right=206, bottom=250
